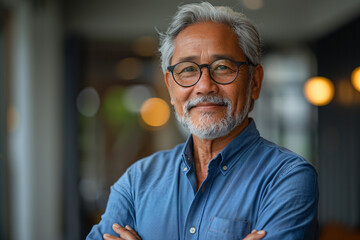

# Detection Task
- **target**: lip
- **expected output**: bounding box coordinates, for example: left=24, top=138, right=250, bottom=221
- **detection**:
left=190, top=102, right=226, bottom=110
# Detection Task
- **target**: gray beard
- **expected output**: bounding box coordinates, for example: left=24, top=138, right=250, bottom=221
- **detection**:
left=174, top=88, right=251, bottom=140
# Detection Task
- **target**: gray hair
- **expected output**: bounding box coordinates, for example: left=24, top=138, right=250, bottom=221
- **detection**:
left=158, top=2, right=262, bottom=73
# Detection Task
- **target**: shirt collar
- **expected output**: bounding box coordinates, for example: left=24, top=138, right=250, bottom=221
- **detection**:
left=218, top=118, right=260, bottom=175
left=181, top=118, right=260, bottom=175
left=182, top=135, right=194, bottom=170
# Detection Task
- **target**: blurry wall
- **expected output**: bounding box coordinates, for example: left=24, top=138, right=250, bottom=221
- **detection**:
left=4, top=0, right=63, bottom=239
left=315, top=15, right=360, bottom=227
left=0, top=6, right=10, bottom=240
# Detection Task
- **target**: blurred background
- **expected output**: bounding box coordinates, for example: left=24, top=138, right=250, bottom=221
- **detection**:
left=1, top=0, right=360, bottom=239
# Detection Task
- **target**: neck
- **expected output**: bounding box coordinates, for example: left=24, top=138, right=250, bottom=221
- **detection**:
left=192, top=117, right=250, bottom=190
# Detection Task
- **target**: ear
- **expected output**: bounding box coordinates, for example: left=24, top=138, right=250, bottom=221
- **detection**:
left=250, top=64, right=263, bottom=100
left=164, top=71, right=175, bottom=105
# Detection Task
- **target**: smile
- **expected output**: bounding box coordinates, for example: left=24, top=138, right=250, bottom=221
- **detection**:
left=190, top=102, right=227, bottom=111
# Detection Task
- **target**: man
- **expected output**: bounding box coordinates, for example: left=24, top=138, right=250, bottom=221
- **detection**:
left=87, top=2, right=318, bottom=240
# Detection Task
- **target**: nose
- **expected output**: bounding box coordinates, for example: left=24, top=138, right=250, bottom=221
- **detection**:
left=194, top=67, right=219, bottom=95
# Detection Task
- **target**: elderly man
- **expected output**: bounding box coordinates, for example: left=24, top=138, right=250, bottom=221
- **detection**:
left=87, top=2, right=318, bottom=240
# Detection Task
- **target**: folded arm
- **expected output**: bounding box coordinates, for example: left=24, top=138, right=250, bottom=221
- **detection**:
left=103, top=224, right=266, bottom=240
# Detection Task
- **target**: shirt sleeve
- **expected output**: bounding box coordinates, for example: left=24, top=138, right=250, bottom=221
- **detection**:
left=86, top=167, right=137, bottom=240
left=255, top=160, right=319, bottom=240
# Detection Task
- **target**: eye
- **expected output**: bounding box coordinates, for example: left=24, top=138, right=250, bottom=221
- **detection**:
left=214, top=65, right=230, bottom=70
left=213, top=64, right=236, bottom=73
left=180, top=66, right=198, bottom=73
left=211, top=59, right=237, bottom=73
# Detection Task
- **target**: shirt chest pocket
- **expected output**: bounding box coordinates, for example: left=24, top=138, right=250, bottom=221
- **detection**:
left=206, top=216, right=252, bottom=240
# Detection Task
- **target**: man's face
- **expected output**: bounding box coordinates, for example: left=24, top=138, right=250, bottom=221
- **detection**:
left=165, top=22, right=263, bottom=139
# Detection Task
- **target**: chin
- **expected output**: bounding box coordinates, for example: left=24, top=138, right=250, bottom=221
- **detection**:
left=191, top=111, right=225, bottom=122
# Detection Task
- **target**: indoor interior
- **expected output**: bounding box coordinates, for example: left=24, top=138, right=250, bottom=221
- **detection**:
left=1, top=0, right=360, bottom=239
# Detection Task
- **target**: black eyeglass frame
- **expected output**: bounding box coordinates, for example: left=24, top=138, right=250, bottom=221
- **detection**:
left=167, top=58, right=252, bottom=87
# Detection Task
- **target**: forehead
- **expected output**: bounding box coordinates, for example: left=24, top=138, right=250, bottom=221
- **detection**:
left=172, top=22, right=246, bottom=63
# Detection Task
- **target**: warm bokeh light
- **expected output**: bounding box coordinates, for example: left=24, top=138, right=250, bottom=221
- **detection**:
left=351, top=66, right=360, bottom=92
left=140, top=98, right=170, bottom=127
left=304, top=76, right=335, bottom=106
left=115, top=57, right=143, bottom=80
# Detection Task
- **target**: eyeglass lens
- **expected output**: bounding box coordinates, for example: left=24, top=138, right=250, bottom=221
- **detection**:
left=172, top=59, right=239, bottom=86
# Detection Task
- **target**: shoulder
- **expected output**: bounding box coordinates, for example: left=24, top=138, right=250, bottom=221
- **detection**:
left=133, top=142, right=185, bottom=171
left=253, top=137, right=317, bottom=182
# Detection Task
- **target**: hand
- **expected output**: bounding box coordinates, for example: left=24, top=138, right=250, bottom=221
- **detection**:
left=242, top=229, right=267, bottom=240
left=103, top=223, right=141, bottom=240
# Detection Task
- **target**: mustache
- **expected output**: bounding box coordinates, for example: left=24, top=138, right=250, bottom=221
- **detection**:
left=184, top=95, right=230, bottom=112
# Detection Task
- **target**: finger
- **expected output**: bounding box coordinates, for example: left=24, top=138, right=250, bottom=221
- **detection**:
left=243, top=229, right=267, bottom=240
left=112, top=223, right=139, bottom=240
left=103, top=233, right=122, bottom=240
left=125, top=225, right=141, bottom=239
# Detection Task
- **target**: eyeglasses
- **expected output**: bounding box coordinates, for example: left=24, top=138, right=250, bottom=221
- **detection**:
left=167, top=58, right=251, bottom=87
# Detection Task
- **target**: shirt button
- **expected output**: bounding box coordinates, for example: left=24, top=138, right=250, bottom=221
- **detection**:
left=183, top=167, right=188, bottom=171
left=222, top=165, right=228, bottom=171
left=189, top=227, right=196, bottom=234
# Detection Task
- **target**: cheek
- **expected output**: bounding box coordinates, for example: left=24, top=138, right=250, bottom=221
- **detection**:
left=227, top=86, right=248, bottom=113
left=173, top=100, right=184, bottom=115
left=171, top=89, right=190, bottom=115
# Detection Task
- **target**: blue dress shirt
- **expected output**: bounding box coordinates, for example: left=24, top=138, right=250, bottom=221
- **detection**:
left=87, top=120, right=318, bottom=240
